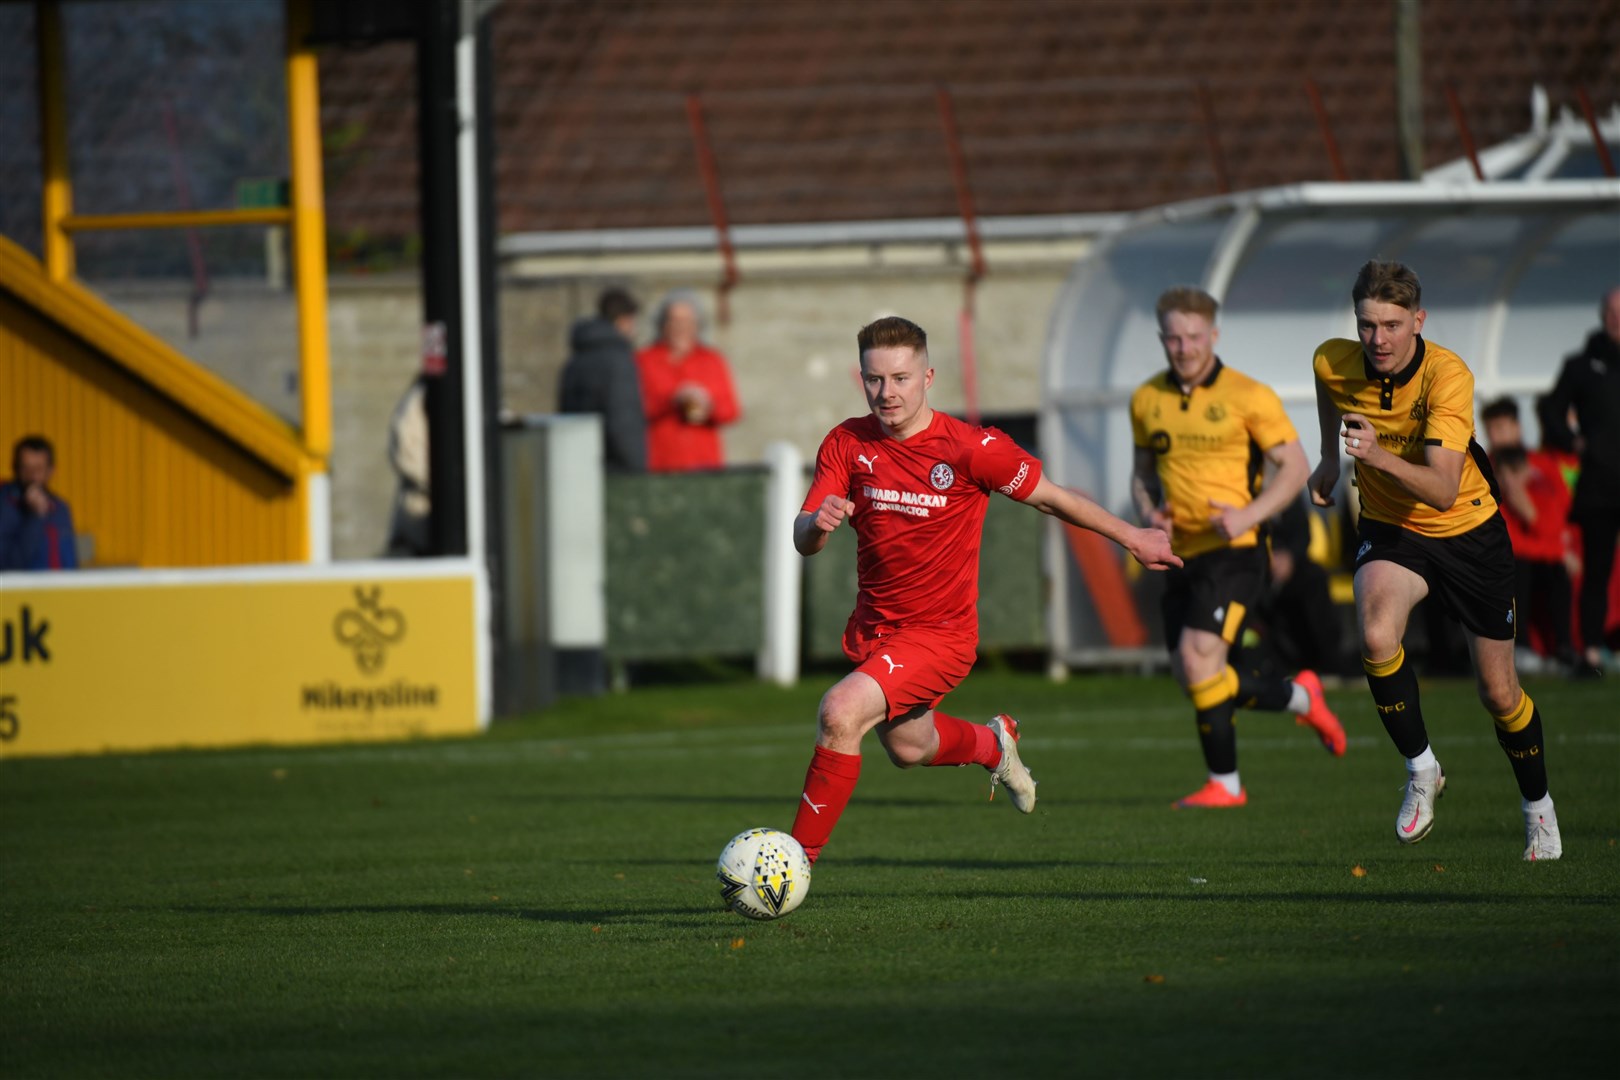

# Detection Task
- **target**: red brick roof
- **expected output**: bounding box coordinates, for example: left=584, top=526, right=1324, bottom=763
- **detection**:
left=318, top=0, right=1620, bottom=246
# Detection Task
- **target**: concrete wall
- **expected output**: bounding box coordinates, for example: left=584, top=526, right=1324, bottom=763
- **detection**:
left=95, top=232, right=1093, bottom=560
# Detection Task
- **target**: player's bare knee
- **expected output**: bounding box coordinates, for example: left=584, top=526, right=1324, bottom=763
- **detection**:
left=814, top=706, right=861, bottom=746
left=1359, top=625, right=1402, bottom=664
left=1476, top=674, right=1521, bottom=716
left=1179, top=641, right=1218, bottom=683
left=816, top=687, right=867, bottom=744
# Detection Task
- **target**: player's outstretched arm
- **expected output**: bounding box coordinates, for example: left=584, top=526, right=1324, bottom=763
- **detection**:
left=793, top=497, right=854, bottom=557
left=1023, top=476, right=1182, bottom=570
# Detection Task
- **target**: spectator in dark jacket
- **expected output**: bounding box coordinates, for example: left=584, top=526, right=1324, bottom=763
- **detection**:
left=1542, top=286, right=1620, bottom=675
left=1, top=434, right=79, bottom=570
left=559, top=287, right=648, bottom=473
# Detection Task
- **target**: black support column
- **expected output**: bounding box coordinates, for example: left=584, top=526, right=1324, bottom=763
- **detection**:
left=416, top=0, right=467, bottom=556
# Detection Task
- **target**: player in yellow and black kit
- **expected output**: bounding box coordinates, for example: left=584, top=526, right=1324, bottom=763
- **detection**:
left=1132, top=287, right=1346, bottom=810
left=1309, top=260, right=1561, bottom=860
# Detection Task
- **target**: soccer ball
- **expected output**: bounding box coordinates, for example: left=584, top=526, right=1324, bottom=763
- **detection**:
left=716, top=827, right=811, bottom=920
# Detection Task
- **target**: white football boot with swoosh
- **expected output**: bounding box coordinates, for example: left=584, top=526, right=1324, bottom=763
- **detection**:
left=1395, top=763, right=1445, bottom=844
left=1523, top=803, right=1562, bottom=861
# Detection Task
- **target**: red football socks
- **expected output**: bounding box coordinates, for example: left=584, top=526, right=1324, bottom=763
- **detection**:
left=927, top=712, right=1001, bottom=768
left=790, top=745, right=861, bottom=864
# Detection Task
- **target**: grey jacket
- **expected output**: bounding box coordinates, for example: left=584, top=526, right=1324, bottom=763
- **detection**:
left=559, top=317, right=648, bottom=473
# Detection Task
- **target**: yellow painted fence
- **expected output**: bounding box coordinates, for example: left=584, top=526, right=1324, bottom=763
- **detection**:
left=0, top=565, right=484, bottom=758
left=0, top=236, right=316, bottom=567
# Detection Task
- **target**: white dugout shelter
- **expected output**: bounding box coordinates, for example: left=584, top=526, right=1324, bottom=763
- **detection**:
left=1038, top=110, right=1620, bottom=668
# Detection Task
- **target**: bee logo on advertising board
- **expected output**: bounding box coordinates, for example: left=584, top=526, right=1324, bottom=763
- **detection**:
left=301, top=585, right=439, bottom=729
left=2, top=573, right=480, bottom=759
left=334, top=587, right=406, bottom=673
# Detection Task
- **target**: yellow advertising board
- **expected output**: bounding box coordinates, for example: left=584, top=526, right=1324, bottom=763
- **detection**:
left=0, top=569, right=482, bottom=758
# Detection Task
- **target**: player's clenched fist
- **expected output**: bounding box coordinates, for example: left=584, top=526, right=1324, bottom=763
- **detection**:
left=812, top=495, right=856, bottom=533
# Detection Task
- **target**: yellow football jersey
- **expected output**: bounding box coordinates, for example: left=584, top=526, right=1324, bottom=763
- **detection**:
left=1313, top=336, right=1497, bottom=538
left=1131, top=360, right=1299, bottom=559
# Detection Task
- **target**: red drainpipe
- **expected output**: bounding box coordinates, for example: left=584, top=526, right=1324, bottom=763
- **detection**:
left=1444, top=83, right=1486, bottom=181
left=1304, top=78, right=1349, bottom=181
left=685, top=93, right=739, bottom=324
left=1576, top=86, right=1617, bottom=178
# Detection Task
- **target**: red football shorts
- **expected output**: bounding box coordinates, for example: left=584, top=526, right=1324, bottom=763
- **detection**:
left=844, top=624, right=977, bottom=721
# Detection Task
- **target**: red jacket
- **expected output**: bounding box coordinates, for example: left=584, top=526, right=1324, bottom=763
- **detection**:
left=636, top=342, right=741, bottom=471
left=1499, top=449, right=1572, bottom=564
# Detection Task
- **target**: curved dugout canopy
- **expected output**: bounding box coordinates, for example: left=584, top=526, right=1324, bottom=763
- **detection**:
left=1038, top=149, right=1619, bottom=663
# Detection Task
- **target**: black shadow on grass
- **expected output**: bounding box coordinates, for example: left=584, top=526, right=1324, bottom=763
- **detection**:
left=928, top=888, right=1610, bottom=907
left=598, top=855, right=1128, bottom=872
left=168, top=902, right=723, bottom=925
left=497, top=791, right=972, bottom=809
left=597, top=854, right=1458, bottom=873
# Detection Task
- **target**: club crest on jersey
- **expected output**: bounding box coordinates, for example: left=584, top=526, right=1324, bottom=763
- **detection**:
left=930, top=463, right=955, bottom=490
left=1409, top=396, right=1427, bottom=421
left=1205, top=402, right=1227, bottom=423
left=1150, top=431, right=1172, bottom=454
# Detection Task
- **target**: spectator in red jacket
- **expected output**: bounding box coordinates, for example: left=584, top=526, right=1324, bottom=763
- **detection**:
left=636, top=291, right=741, bottom=471
left=1481, top=397, right=1575, bottom=672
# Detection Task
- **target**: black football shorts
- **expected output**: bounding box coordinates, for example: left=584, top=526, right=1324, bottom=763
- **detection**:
left=1353, top=512, right=1517, bottom=641
left=1160, top=545, right=1266, bottom=650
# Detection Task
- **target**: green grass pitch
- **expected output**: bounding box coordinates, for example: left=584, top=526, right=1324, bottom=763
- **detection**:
left=3, top=671, right=1617, bottom=1078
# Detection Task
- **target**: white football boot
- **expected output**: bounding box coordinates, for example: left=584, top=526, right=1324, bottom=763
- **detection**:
left=1395, top=763, right=1445, bottom=844
left=987, top=714, right=1037, bottom=813
left=1523, top=803, right=1563, bottom=862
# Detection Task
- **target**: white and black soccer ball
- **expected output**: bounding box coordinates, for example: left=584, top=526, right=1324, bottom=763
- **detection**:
left=716, top=827, right=811, bottom=920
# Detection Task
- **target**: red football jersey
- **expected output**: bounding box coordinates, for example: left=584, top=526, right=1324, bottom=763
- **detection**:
left=802, top=411, right=1042, bottom=638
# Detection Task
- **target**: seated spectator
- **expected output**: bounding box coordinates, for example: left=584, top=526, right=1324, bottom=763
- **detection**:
left=636, top=290, right=741, bottom=471
left=1, top=435, right=79, bottom=570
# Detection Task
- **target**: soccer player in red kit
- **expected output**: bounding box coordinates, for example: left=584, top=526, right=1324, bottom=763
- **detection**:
left=790, top=316, right=1181, bottom=866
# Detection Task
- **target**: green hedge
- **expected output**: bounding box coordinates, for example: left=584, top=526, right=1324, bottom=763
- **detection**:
left=603, top=470, right=767, bottom=660
left=606, top=470, right=1046, bottom=662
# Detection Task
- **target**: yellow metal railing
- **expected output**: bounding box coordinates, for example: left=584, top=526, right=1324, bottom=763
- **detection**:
left=29, top=0, right=332, bottom=558
left=286, top=0, right=332, bottom=461
left=59, top=208, right=295, bottom=232
left=34, top=0, right=330, bottom=461
left=37, top=0, right=72, bottom=282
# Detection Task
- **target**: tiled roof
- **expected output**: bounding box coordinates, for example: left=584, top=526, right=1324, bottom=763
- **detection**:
left=321, top=0, right=1617, bottom=242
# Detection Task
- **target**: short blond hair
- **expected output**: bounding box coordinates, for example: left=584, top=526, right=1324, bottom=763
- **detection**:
left=1155, top=286, right=1218, bottom=323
